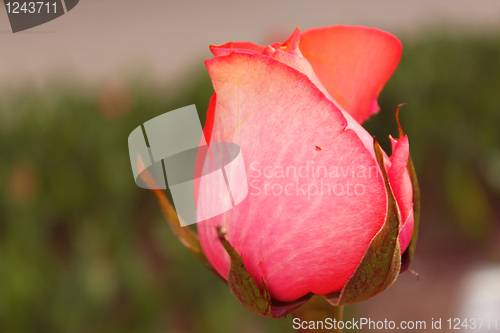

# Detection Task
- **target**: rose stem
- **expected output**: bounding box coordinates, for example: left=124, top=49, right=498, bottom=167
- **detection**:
left=292, top=295, right=344, bottom=332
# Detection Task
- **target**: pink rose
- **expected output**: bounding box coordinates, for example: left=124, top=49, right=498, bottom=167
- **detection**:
left=195, top=25, right=418, bottom=316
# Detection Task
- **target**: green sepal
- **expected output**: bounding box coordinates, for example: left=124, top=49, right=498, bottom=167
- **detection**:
left=324, top=139, right=401, bottom=306
left=400, top=154, right=420, bottom=272
left=217, top=227, right=311, bottom=318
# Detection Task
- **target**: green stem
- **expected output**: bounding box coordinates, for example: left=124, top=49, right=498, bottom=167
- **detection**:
left=292, top=296, right=344, bottom=332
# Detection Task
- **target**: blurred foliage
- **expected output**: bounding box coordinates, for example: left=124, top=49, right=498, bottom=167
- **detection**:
left=0, top=77, right=291, bottom=333
left=1, top=32, right=500, bottom=332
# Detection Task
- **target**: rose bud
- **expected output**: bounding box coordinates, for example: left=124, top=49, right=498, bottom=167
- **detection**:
left=152, top=25, right=420, bottom=318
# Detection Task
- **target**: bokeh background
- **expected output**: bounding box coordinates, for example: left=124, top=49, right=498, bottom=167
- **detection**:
left=1, top=1, right=500, bottom=332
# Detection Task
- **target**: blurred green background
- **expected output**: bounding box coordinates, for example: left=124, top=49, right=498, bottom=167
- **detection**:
left=1, top=31, right=500, bottom=332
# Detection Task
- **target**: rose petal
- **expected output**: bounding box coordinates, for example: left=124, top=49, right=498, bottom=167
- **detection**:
left=197, top=51, right=388, bottom=302
left=399, top=209, right=414, bottom=254
left=388, top=135, right=414, bottom=252
left=299, top=25, right=402, bottom=124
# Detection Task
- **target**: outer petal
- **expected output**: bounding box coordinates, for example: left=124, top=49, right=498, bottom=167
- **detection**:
left=210, top=29, right=388, bottom=164
left=299, top=25, right=402, bottom=124
left=388, top=135, right=414, bottom=252
left=197, top=51, right=388, bottom=302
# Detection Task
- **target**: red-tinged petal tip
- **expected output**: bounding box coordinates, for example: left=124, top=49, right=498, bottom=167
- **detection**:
left=270, top=27, right=301, bottom=54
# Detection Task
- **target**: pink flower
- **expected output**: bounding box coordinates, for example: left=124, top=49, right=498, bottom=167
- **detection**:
left=196, top=25, right=417, bottom=309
